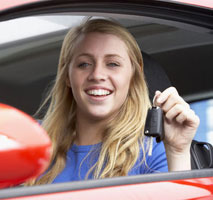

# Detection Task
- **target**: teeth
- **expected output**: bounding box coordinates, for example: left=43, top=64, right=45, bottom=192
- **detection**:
left=87, top=89, right=110, bottom=96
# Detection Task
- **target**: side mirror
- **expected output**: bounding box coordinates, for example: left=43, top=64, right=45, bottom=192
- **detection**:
left=0, top=103, right=52, bottom=188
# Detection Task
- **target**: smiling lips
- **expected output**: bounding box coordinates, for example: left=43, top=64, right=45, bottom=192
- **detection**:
left=85, top=88, right=112, bottom=97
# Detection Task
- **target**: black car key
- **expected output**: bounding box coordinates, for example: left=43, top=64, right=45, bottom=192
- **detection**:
left=144, top=106, right=164, bottom=143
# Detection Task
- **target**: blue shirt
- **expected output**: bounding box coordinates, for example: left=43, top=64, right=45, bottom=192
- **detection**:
left=52, top=137, right=168, bottom=183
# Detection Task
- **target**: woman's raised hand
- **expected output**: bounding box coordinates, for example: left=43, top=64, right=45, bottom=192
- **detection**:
left=154, top=87, right=200, bottom=155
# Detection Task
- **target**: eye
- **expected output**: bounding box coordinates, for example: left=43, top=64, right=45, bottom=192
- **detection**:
left=78, top=62, right=91, bottom=68
left=107, top=62, right=120, bottom=67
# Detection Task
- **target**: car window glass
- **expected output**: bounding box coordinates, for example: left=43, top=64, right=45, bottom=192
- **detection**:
left=190, top=98, right=213, bottom=145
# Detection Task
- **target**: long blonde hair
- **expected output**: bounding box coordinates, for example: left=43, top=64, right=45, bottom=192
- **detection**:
left=28, top=18, right=151, bottom=185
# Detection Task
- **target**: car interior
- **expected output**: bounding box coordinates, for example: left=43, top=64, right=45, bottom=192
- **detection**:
left=0, top=13, right=213, bottom=167
left=0, top=14, right=213, bottom=172
left=1, top=7, right=213, bottom=149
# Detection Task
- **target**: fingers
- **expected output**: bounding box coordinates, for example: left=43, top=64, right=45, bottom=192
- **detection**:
left=165, top=104, right=197, bottom=125
left=155, top=87, right=178, bottom=106
left=165, top=104, right=186, bottom=123
left=154, top=87, right=199, bottom=127
left=155, top=87, right=188, bottom=109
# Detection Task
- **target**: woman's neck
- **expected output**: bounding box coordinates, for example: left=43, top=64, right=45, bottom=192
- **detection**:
left=74, top=115, right=106, bottom=146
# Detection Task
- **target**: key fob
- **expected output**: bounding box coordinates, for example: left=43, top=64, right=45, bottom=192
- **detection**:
left=144, top=106, right=164, bottom=143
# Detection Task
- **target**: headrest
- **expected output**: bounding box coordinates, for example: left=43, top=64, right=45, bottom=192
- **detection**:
left=142, top=52, right=171, bottom=101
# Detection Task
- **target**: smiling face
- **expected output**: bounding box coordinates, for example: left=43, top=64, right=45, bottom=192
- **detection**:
left=67, top=32, right=133, bottom=122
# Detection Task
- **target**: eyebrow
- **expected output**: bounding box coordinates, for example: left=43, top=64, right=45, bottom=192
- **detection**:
left=77, top=53, right=93, bottom=58
left=77, top=53, right=124, bottom=60
left=105, top=54, right=124, bottom=60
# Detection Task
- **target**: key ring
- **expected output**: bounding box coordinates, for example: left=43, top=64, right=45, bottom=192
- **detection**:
left=152, top=94, right=157, bottom=107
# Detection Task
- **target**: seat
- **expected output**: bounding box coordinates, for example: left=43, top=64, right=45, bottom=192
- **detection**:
left=191, top=140, right=213, bottom=169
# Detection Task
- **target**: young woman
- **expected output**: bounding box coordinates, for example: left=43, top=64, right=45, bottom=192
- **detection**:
left=29, top=18, right=199, bottom=185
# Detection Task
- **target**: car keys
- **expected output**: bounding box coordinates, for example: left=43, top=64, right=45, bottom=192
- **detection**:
left=144, top=96, right=164, bottom=155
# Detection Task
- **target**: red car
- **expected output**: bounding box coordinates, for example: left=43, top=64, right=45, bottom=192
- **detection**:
left=0, top=0, right=213, bottom=199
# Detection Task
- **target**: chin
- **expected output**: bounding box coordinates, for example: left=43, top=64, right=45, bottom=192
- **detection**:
left=89, top=113, right=111, bottom=121
left=88, top=110, right=116, bottom=121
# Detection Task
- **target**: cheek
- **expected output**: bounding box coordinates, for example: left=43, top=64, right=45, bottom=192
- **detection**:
left=68, top=67, right=78, bottom=88
left=69, top=78, right=80, bottom=103
left=68, top=69, right=85, bottom=97
left=69, top=75, right=79, bottom=93
left=115, top=72, right=132, bottom=100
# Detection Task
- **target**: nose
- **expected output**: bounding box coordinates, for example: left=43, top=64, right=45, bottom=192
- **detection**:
left=87, top=63, right=106, bottom=82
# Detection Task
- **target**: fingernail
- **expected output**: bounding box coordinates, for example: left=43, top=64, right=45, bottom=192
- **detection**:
left=157, top=97, right=162, bottom=103
left=155, top=90, right=161, bottom=95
